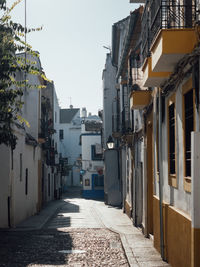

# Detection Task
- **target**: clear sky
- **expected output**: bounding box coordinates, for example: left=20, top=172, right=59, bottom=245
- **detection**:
left=7, top=0, right=139, bottom=115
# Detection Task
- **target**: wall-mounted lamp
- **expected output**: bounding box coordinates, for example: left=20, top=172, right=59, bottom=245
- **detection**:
left=106, top=135, right=115, bottom=150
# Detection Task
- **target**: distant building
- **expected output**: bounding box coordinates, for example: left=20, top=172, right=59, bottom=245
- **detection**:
left=81, top=110, right=104, bottom=199
left=102, top=53, right=121, bottom=206
left=59, top=106, right=81, bottom=189
left=41, top=81, right=62, bottom=203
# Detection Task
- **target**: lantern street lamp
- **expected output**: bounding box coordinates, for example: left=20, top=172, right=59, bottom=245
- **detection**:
left=106, top=135, right=115, bottom=149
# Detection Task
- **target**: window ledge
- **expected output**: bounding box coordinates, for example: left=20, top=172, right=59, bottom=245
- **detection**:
left=156, top=171, right=159, bottom=182
left=168, top=174, right=177, bottom=188
left=184, top=177, right=191, bottom=192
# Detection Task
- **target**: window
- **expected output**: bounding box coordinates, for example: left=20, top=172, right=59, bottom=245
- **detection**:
left=167, top=93, right=177, bottom=187
left=25, top=168, right=28, bottom=195
left=91, top=145, right=103, bottom=161
left=169, top=103, right=175, bottom=173
left=20, top=153, right=22, bottom=181
left=182, top=78, right=195, bottom=192
left=85, top=178, right=90, bottom=186
left=94, top=175, right=104, bottom=189
left=59, top=129, right=64, bottom=140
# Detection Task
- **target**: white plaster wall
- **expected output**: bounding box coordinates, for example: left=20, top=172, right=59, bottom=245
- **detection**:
left=102, top=53, right=117, bottom=148
left=121, top=147, right=127, bottom=208
left=82, top=135, right=102, bottom=162
left=0, top=145, right=11, bottom=228
left=43, top=165, right=54, bottom=202
left=18, top=54, right=42, bottom=140
left=82, top=134, right=103, bottom=190
left=53, top=91, right=60, bottom=152
left=125, top=147, right=132, bottom=206
left=11, top=129, right=39, bottom=226
left=7, top=53, right=42, bottom=226
left=153, top=82, right=192, bottom=216
left=59, top=110, right=81, bottom=186
left=134, top=110, right=143, bottom=132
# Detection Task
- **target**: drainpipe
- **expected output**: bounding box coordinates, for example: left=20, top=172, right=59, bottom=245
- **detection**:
left=143, top=128, right=148, bottom=237
left=134, top=139, right=137, bottom=225
left=158, top=88, right=165, bottom=260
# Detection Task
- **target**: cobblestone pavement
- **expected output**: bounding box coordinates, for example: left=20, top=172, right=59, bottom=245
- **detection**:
left=0, top=228, right=128, bottom=267
left=0, top=188, right=171, bottom=267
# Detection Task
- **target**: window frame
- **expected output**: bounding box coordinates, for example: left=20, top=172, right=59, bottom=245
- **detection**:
left=182, top=77, right=196, bottom=193
left=91, top=145, right=103, bottom=161
left=167, top=93, right=177, bottom=188
left=93, top=174, right=104, bottom=189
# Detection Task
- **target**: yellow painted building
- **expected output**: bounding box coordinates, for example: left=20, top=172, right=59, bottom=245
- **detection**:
left=139, top=1, right=200, bottom=266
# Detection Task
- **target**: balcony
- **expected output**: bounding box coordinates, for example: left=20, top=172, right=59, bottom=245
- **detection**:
left=151, top=28, right=197, bottom=72
left=130, top=89, right=152, bottom=109
left=142, top=0, right=197, bottom=71
left=142, top=57, right=171, bottom=87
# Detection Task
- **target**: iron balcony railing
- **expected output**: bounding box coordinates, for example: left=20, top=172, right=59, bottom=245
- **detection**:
left=141, top=3, right=150, bottom=61
left=142, top=0, right=197, bottom=61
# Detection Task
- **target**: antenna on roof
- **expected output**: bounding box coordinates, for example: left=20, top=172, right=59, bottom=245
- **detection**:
left=67, top=97, right=72, bottom=108
left=103, top=46, right=111, bottom=52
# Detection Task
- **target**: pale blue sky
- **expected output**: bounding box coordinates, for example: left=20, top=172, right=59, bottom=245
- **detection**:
left=7, top=0, right=139, bottom=115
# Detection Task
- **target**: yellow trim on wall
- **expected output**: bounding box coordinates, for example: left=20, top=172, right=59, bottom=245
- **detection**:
left=153, top=195, right=192, bottom=267
left=191, top=228, right=200, bottom=267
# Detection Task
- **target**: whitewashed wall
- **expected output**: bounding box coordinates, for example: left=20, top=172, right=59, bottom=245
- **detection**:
left=0, top=145, right=11, bottom=228
left=59, top=110, right=81, bottom=187
left=153, top=80, right=194, bottom=217
left=82, top=133, right=103, bottom=190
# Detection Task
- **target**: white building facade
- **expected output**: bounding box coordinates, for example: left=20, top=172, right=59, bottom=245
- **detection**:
left=81, top=114, right=104, bottom=199
left=59, top=107, right=81, bottom=189
left=0, top=53, right=43, bottom=228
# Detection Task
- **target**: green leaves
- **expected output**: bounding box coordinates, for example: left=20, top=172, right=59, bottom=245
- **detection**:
left=0, top=0, right=48, bottom=149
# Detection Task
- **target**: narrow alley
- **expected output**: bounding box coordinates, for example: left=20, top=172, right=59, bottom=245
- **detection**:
left=0, top=188, right=170, bottom=267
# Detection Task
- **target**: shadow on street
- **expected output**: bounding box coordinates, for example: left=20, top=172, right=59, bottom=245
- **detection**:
left=0, top=229, right=73, bottom=267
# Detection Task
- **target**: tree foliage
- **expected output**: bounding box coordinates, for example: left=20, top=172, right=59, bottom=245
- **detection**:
left=0, top=0, right=46, bottom=149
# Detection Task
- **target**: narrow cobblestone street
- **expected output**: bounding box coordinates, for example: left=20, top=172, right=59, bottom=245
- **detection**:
left=0, top=188, right=170, bottom=267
